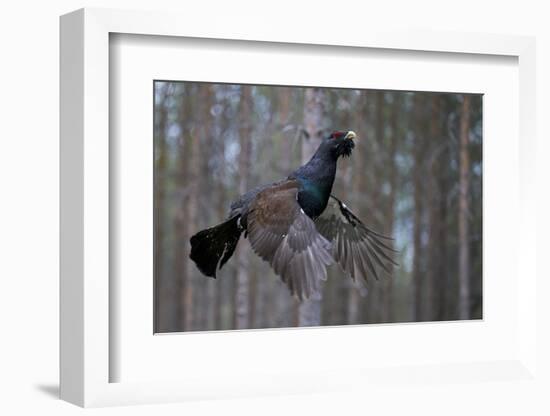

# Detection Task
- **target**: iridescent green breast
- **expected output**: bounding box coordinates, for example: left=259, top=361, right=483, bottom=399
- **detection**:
left=296, top=178, right=332, bottom=219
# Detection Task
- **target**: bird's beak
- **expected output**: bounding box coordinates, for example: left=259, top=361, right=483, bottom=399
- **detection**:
left=344, top=131, right=356, bottom=140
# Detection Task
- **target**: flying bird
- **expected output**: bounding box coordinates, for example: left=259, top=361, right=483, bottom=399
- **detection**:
left=190, top=130, right=397, bottom=300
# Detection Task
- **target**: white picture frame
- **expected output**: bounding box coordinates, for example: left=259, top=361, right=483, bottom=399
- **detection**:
left=60, top=7, right=537, bottom=407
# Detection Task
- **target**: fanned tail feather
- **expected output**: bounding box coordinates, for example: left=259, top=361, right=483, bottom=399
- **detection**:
left=189, top=216, right=242, bottom=278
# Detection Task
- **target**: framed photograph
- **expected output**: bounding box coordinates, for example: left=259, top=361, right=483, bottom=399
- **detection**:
left=60, top=8, right=537, bottom=407
left=152, top=80, right=482, bottom=334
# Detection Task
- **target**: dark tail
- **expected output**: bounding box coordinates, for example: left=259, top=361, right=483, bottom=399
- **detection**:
left=189, top=216, right=242, bottom=278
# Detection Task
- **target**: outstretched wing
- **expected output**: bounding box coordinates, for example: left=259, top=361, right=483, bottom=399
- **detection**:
left=315, top=195, right=398, bottom=283
left=247, top=180, right=334, bottom=300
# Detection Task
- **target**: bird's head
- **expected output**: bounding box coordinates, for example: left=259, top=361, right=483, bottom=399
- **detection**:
left=323, top=130, right=356, bottom=159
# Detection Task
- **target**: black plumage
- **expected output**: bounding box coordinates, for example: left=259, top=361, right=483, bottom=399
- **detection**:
left=315, top=195, right=398, bottom=283
left=189, top=130, right=397, bottom=300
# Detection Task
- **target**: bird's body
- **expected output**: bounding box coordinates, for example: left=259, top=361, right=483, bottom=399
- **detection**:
left=292, top=160, right=337, bottom=219
left=190, top=130, right=397, bottom=300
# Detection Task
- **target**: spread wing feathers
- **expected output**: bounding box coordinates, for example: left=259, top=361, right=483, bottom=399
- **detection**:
left=315, top=195, right=398, bottom=283
left=247, top=180, right=334, bottom=300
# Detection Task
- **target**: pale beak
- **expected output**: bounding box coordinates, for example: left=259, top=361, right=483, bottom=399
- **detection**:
left=345, top=131, right=357, bottom=140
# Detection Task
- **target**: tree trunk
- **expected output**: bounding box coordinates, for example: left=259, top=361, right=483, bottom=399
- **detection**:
left=425, top=94, right=442, bottom=321
left=298, top=87, right=326, bottom=326
left=412, top=94, right=424, bottom=321
left=215, top=86, right=229, bottom=330
left=347, top=91, right=368, bottom=324
left=181, top=84, right=203, bottom=331
left=173, top=84, right=190, bottom=332
left=374, top=91, right=386, bottom=323
left=276, top=87, right=295, bottom=327
left=435, top=97, right=450, bottom=321
left=234, top=86, right=253, bottom=329
left=386, top=93, right=400, bottom=323
left=201, top=88, right=215, bottom=331
left=154, top=83, right=169, bottom=332
left=458, top=95, right=471, bottom=320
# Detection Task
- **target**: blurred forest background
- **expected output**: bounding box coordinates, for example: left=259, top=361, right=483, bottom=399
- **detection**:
left=154, top=81, right=482, bottom=333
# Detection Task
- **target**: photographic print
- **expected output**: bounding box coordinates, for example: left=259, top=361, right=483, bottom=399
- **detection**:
left=154, top=81, right=482, bottom=333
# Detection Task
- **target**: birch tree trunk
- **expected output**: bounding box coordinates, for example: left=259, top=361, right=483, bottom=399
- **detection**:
left=458, top=95, right=471, bottom=320
left=298, top=87, right=325, bottom=326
